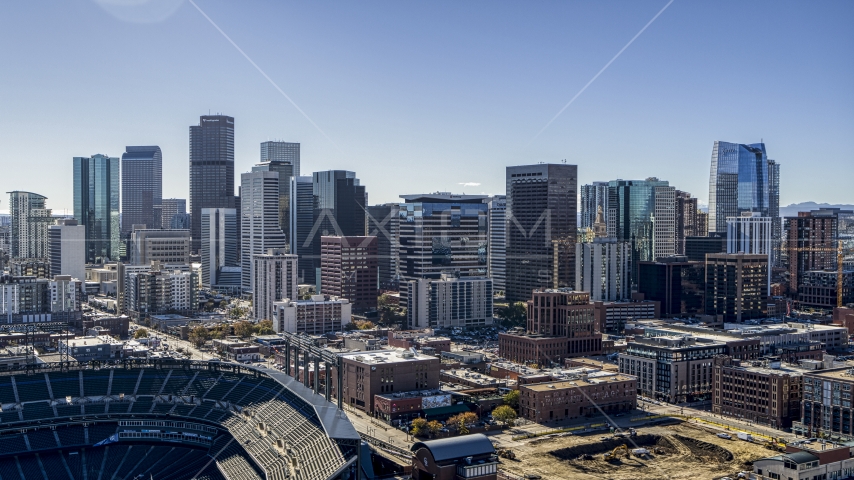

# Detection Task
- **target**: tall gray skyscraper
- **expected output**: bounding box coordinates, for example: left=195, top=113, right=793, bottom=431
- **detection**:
left=48, top=218, right=86, bottom=282
left=505, top=164, right=577, bottom=303
left=308, top=171, right=366, bottom=286
left=160, top=198, right=188, bottom=229
left=708, top=141, right=779, bottom=234
left=580, top=182, right=609, bottom=230
left=190, top=115, right=234, bottom=253
left=121, top=146, right=162, bottom=237
left=260, top=141, right=300, bottom=178
left=253, top=143, right=298, bottom=245
left=289, top=176, right=314, bottom=283
left=487, top=195, right=506, bottom=292
left=240, top=170, right=286, bottom=291
left=201, top=208, right=239, bottom=289
left=7, top=191, right=53, bottom=259
left=73, top=154, right=120, bottom=263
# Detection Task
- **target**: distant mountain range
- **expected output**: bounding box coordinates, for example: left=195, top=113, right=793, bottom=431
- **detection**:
left=780, top=202, right=854, bottom=218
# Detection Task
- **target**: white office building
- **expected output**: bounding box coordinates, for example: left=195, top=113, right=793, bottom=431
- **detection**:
left=48, top=219, right=86, bottom=283
left=575, top=238, right=631, bottom=302
left=727, top=212, right=773, bottom=294
left=241, top=170, right=287, bottom=291
left=487, top=195, right=506, bottom=292
left=253, top=249, right=298, bottom=322
left=405, top=274, right=493, bottom=329
left=272, top=294, right=351, bottom=334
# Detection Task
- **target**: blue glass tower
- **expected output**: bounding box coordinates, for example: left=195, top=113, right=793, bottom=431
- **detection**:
left=73, top=154, right=120, bottom=263
left=708, top=141, right=775, bottom=234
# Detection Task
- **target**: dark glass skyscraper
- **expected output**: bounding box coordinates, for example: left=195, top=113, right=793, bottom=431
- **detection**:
left=289, top=176, right=314, bottom=283
left=73, top=154, right=120, bottom=263
left=708, top=141, right=778, bottom=234
left=189, top=115, right=235, bottom=253
left=307, top=171, right=366, bottom=286
left=505, top=164, right=577, bottom=303
left=121, top=146, right=162, bottom=237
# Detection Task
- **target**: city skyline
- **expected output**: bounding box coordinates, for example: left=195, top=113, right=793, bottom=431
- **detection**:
left=1, top=1, right=852, bottom=213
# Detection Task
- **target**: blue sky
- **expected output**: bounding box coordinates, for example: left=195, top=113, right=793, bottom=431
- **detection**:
left=0, top=0, right=852, bottom=214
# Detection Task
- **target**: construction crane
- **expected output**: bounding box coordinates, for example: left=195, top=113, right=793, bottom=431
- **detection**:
left=840, top=240, right=845, bottom=308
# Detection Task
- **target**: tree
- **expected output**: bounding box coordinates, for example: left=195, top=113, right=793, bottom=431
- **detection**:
left=377, top=293, right=406, bottom=326
left=203, top=300, right=216, bottom=312
left=353, top=320, right=375, bottom=330
left=188, top=326, right=210, bottom=349
left=254, top=319, right=274, bottom=335
left=503, top=390, right=520, bottom=409
left=134, top=328, right=149, bottom=339
left=426, top=420, right=443, bottom=438
left=447, top=412, right=479, bottom=435
left=233, top=321, right=254, bottom=339
left=495, top=302, right=527, bottom=329
left=491, top=405, right=517, bottom=427
left=410, top=417, right=428, bottom=436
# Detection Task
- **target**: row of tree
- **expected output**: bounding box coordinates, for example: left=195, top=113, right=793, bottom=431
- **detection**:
left=409, top=390, right=521, bottom=438
left=187, top=319, right=274, bottom=348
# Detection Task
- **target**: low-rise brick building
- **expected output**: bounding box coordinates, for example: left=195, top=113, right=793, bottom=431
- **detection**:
left=519, top=373, right=637, bottom=422
left=712, top=356, right=807, bottom=429
left=338, top=349, right=441, bottom=414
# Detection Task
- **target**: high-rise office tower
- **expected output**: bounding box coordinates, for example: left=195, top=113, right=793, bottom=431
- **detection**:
left=73, top=154, right=120, bottom=263
left=201, top=208, right=239, bottom=289
left=785, top=208, right=854, bottom=296
left=708, top=142, right=779, bottom=237
left=241, top=170, right=287, bottom=291
left=675, top=190, right=700, bottom=255
left=575, top=238, right=631, bottom=302
left=506, top=164, right=577, bottom=302
left=252, top=149, right=297, bottom=245
left=289, top=176, right=314, bottom=283
left=129, top=229, right=191, bottom=265
left=638, top=256, right=706, bottom=317
left=398, top=193, right=489, bottom=287
left=252, top=248, right=298, bottom=322
left=48, top=219, right=86, bottom=282
left=606, top=178, right=675, bottom=279
left=320, top=236, right=378, bottom=312
left=308, top=171, right=366, bottom=285
left=767, top=159, right=781, bottom=266
left=189, top=115, right=234, bottom=253
left=580, top=182, right=609, bottom=229
left=260, top=141, right=300, bottom=177
left=366, top=203, right=400, bottom=290
left=121, top=146, right=162, bottom=237
left=487, top=195, right=506, bottom=292
left=705, top=253, right=768, bottom=322
left=160, top=198, right=187, bottom=230
left=727, top=212, right=773, bottom=295
left=406, top=274, right=493, bottom=329
left=7, top=191, right=53, bottom=260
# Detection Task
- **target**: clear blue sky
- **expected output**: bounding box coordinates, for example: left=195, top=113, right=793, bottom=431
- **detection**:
left=1, top=0, right=852, bottom=214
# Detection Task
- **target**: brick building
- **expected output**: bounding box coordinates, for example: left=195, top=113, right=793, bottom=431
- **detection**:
left=712, top=356, right=806, bottom=429
left=518, top=374, right=636, bottom=422
left=338, top=349, right=441, bottom=414
left=499, top=289, right=602, bottom=366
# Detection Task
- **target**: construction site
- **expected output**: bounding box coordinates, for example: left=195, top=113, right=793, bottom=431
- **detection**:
left=495, top=420, right=777, bottom=480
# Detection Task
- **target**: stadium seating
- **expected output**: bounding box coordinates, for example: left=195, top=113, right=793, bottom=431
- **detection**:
left=0, top=364, right=356, bottom=480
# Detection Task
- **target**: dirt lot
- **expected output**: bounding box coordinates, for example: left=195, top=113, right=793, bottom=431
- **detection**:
left=497, top=421, right=775, bottom=480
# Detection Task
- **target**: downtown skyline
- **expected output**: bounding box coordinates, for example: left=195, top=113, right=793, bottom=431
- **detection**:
left=1, top=1, right=852, bottom=213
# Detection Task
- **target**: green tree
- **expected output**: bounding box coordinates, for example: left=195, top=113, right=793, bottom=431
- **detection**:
left=496, top=302, right=527, bottom=329
left=491, top=405, right=517, bottom=427
left=410, top=417, right=428, bottom=436
left=134, top=328, right=149, bottom=339
left=254, top=319, right=274, bottom=335
left=203, top=300, right=216, bottom=312
left=233, top=321, right=254, bottom=339
left=447, top=412, right=478, bottom=435
left=503, top=390, right=520, bottom=409
left=188, top=326, right=210, bottom=349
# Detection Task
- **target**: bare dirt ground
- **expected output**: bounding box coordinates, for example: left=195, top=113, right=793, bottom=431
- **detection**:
left=497, top=421, right=775, bottom=480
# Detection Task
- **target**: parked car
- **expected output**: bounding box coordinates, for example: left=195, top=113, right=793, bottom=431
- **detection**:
left=717, top=433, right=732, bottom=440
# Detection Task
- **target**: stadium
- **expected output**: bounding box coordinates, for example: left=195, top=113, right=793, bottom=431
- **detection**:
left=0, top=359, right=360, bottom=480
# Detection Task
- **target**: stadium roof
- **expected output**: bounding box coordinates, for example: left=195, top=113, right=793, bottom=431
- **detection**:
left=411, top=433, right=494, bottom=461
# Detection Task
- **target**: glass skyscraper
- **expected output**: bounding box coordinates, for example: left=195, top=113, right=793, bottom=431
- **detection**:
left=121, top=146, right=162, bottom=237
left=73, top=154, right=120, bottom=263
left=580, top=181, right=609, bottom=229
left=289, top=176, right=315, bottom=283
left=708, top=141, right=779, bottom=234
left=189, top=115, right=235, bottom=253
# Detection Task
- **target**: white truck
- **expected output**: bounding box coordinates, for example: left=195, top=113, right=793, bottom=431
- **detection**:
left=736, top=432, right=753, bottom=442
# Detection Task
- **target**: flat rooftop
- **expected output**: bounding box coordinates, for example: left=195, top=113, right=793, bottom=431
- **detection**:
left=524, top=374, right=635, bottom=391
left=339, top=349, right=435, bottom=364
